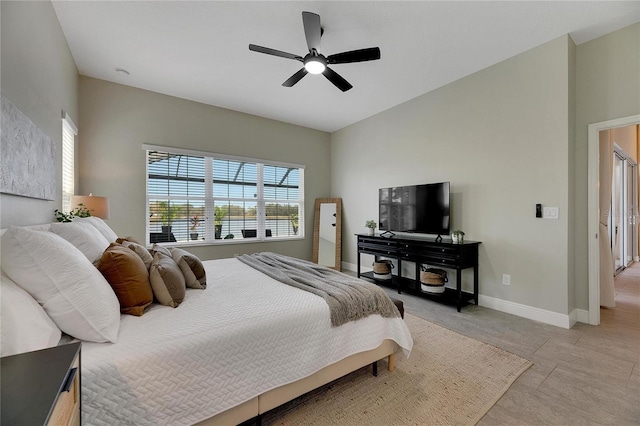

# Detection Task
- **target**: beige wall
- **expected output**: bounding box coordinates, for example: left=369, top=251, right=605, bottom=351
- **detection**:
left=0, top=0, right=78, bottom=227
left=332, top=23, right=639, bottom=318
left=574, top=23, right=640, bottom=309
left=78, top=77, right=331, bottom=261
left=332, top=36, right=573, bottom=315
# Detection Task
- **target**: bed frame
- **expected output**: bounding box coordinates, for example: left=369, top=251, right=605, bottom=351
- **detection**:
left=196, top=340, right=397, bottom=425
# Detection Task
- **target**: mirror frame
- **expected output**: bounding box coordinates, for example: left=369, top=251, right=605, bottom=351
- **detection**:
left=312, top=198, right=342, bottom=271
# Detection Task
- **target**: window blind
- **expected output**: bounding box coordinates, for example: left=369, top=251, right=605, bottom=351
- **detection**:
left=61, top=113, right=77, bottom=213
left=146, top=147, right=304, bottom=245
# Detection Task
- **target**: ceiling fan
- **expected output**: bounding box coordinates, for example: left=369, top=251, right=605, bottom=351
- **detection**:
left=249, top=11, right=380, bottom=92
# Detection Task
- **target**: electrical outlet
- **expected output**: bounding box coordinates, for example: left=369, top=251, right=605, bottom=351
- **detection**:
left=502, top=274, right=511, bottom=285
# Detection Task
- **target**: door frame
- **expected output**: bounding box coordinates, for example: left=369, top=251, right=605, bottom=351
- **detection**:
left=588, top=114, right=640, bottom=325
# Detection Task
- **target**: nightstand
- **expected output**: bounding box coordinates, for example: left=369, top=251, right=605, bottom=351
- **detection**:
left=1, top=342, right=81, bottom=425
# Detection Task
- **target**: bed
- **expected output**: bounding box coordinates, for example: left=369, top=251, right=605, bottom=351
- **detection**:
left=0, top=222, right=413, bottom=425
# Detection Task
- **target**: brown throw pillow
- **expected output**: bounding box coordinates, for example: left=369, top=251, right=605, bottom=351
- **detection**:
left=95, top=243, right=153, bottom=316
left=120, top=241, right=153, bottom=270
left=149, top=253, right=186, bottom=307
left=169, top=248, right=207, bottom=289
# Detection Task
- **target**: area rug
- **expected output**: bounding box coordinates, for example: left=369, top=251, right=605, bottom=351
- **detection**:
left=262, top=313, right=532, bottom=425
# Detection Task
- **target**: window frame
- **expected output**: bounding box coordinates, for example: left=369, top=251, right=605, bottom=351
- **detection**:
left=143, top=144, right=305, bottom=247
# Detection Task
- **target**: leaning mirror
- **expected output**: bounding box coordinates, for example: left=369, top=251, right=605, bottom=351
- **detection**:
left=313, top=198, right=342, bottom=271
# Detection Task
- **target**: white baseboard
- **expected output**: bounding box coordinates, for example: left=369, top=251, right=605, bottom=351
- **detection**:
left=342, top=261, right=363, bottom=273
left=346, top=261, right=579, bottom=329
left=478, top=295, right=572, bottom=329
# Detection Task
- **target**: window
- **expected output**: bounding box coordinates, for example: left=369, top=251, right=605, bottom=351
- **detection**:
left=145, top=145, right=304, bottom=245
left=61, top=112, right=77, bottom=212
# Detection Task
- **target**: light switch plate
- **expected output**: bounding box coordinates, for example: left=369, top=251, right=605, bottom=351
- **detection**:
left=543, top=207, right=559, bottom=219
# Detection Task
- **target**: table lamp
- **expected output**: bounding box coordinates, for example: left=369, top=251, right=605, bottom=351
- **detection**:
left=70, top=193, right=110, bottom=219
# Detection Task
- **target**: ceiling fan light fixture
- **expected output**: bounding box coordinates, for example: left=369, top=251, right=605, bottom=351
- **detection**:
left=304, top=57, right=326, bottom=74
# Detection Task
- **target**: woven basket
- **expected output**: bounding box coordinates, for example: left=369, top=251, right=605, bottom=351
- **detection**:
left=372, top=260, right=393, bottom=274
left=420, top=267, right=448, bottom=284
left=420, top=268, right=447, bottom=294
left=420, top=270, right=446, bottom=285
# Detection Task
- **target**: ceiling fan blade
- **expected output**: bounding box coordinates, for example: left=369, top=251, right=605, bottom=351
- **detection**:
left=302, top=11, right=322, bottom=52
left=282, top=68, right=308, bottom=87
left=322, top=67, right=353, bottom=92
left=249, top=44, right=302, bottom=61
left=327, top=47, right=381, bottom=64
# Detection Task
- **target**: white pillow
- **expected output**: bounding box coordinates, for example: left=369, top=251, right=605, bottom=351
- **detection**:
left=73, top=216, right=118, bottom=242
left=1, top=227, right=120, bottom=343
left=1, top=275, right=61, bottom=357
left=49, top=221, right=110, bottom=263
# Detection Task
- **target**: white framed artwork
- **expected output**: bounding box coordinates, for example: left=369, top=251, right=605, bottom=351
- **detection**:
left=1, top=96, right=56, bottom=200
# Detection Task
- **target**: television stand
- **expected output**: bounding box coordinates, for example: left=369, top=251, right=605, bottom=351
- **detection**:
left=356, top=233, right=481, bottom=312
left=379, top=230, right=396, bottom=238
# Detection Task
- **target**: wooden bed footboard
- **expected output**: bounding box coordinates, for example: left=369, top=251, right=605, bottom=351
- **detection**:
left=196, top=339, right=399, bottom=425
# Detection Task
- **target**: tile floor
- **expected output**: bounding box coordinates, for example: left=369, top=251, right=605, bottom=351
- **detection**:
left=378, top=266, right=640, bottom=425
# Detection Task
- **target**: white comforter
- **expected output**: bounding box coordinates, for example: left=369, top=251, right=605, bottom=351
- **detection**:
left=81, top=258, right=413, bottom=425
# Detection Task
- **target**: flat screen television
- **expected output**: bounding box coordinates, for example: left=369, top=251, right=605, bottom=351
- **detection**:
left=379, top=182, right=450, bottom=236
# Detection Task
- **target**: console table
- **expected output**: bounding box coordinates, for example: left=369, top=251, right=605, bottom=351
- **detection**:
left=356, top=234, right=481, bottom=312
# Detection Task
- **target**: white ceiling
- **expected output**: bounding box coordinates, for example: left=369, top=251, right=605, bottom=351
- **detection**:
left=52, top=1, right=640, bottom=133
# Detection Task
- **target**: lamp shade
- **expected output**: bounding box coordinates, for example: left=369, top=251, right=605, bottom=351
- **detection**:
left=70, top=194, right=110, bottom=219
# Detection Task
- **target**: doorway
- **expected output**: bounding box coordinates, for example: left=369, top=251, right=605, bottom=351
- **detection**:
left=588, top=114, right=640, bottom=326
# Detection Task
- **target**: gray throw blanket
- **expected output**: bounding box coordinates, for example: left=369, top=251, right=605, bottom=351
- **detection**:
left=236, top=252, right=400, bottom=327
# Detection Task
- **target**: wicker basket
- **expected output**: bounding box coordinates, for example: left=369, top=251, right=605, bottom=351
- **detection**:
left=372, top=260, right=393, bottom=274
left=420, top=267, right=447, bottom=294
left=372, top=260, right=393, bottom=280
